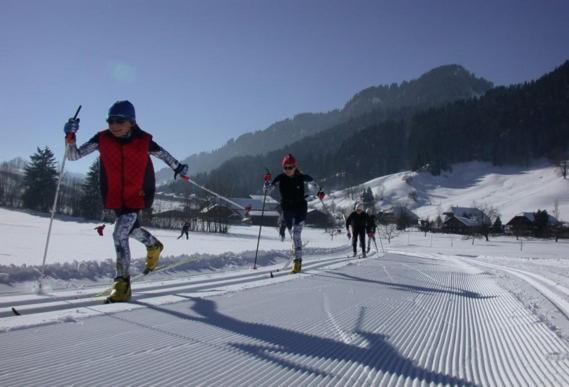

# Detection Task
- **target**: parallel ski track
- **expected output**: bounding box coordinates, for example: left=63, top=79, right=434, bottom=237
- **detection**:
left=0, top=250, right=354, bottom=319
left=1, top=253, right=569, bottom=386
left=457, top=257, right=569, bottom=320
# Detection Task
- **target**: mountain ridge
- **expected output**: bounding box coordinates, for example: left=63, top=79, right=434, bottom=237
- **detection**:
left=156, top=63, right=492, bottom=182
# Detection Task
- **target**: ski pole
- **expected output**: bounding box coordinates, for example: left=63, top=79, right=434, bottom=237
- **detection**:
left=180, top=176, right=246, bottom=210
left=376, top=232, right=385, bottom=253
left=253, top=169, right=272, bottom=269
left=314, top=185, right=336, bottom=230
left=38, top=105, right=81, bottom=293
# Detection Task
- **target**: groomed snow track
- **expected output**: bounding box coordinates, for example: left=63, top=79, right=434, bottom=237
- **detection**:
left=1, top=252, right=569, bottom=386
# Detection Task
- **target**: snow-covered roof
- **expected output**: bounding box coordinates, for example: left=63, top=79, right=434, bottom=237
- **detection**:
left=446, top=216, right=483, bottom=227
left=249, top=194, right=279, bottom=204
left=229, top=197, right=279, bottom=211
left=446, top=207, right=486, bottom=219
left=518, top=212, right=559, bottom=225
left=249, top=210, right=280, bottom=217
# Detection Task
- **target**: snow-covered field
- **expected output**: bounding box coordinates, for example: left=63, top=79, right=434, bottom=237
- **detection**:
left=2, top=159, right=569, bottom=385
left=0, top=207, right=345, bottom=267
left=318, top=159, right=569, bottom=222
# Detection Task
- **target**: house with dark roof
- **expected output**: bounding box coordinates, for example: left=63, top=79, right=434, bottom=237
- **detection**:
left=200, top=196, right=281, bottom=226
left=506, top=212, right=559, bottom=236
left=379, top=206, right=419, bottom=227
left=442, top=206, right=490, bottom=234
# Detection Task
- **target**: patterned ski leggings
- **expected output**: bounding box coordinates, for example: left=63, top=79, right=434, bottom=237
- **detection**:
left=283, top=219, right=304, bottom=259
left=113, top=212, right=158, bottom=278
left=282, top=208, right=306, bottom=259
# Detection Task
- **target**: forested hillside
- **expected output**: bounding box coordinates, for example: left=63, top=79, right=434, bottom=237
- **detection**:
left=160, top=64, right=493, bottom=195
left=157, top=64, right=491, bottom=181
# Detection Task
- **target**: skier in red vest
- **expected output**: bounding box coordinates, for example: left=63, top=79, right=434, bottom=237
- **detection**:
left=65, top=100, right=188, bottom=303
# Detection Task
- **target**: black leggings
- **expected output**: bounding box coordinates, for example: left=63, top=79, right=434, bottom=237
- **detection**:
left=352, top=227, right=366, bottom=253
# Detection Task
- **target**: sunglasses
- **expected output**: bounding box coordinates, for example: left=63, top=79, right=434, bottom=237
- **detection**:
left=107, top=117, right=128, bottom=125
left=283, top=165, right=295, bottom=171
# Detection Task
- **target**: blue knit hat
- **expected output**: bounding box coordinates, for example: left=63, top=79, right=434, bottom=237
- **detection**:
left=108, top=100, right=136, bottom=123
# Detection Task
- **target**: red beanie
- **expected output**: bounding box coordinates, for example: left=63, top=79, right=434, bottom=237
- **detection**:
left=282, top=153, right=297, bottom=167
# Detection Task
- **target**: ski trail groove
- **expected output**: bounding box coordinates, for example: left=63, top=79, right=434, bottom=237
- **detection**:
left=1, top=253, right=569, bottom=385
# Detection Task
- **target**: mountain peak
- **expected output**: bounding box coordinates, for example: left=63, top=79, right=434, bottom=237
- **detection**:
left=342, top=64, right=493, bottom=117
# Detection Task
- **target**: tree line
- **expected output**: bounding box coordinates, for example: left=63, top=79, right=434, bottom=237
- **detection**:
left=0, top=147, right=104, bottom=219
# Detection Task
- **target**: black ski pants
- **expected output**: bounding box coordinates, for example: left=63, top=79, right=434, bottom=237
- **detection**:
left=351, top=226, right=366, bottom=254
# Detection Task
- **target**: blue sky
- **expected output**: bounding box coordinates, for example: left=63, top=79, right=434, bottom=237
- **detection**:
left=1, top=0, right=568, bottom=174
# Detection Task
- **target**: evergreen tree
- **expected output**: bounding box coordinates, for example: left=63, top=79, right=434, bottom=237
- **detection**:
left=79, top=159, right=104, bottom=220
left=361, top=187, right=375, bottom=208
left=21, top=147, right=58, bottom=212
left=534, top=210, right=550, bottom=237
left=492, top=216, right=503, bottom=233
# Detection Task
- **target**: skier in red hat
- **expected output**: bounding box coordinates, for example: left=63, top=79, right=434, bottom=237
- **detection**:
left=267, top=153, right=324, bottom=273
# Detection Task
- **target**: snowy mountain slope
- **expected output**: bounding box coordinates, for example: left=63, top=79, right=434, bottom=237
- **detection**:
left=1, top=253, right=569, bottom=386
left=318, top=160, right=569, bottom=221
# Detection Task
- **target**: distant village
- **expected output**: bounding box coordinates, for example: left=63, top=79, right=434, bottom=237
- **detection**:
left=146, top=191, right=568, bottom=241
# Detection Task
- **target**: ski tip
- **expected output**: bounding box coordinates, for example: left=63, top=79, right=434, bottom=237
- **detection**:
left=11, top=307, right=21, bottom=316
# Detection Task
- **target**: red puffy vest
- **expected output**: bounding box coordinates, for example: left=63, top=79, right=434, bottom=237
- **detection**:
left=98, top=129, right=155, bottom=209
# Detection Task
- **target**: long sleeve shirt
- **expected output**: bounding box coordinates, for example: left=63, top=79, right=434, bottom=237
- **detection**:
left=66, top=127, right=181, bottom=171
left=271, top=172, right=314, bottom=211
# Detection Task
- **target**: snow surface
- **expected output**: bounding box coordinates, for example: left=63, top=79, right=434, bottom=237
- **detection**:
left=0, top=207, right=345, bottom=266
left=317, top=159, right=569, bottom=221
left=1, top=211, right=569, bottom=385
left=2, top=160, right=569, bottom=385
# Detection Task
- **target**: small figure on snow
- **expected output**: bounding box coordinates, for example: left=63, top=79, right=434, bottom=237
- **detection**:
left=346, top=202, right=370, bottom=258
left=94, top=224, right=106, bottom=236
left=65, top=100, right=188, bottom=303
left=267, top=153, right=324, bottom=273
left=366, top=208, right=377, bottom=253
left=177, top=221, right=190, bottom=240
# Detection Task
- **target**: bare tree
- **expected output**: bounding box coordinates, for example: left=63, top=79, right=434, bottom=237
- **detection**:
left=380, top=224, right=400, bottom=244
left=553, top=198, right=560, bottom=220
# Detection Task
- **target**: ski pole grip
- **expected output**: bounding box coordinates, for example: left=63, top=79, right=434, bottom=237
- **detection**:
left=65, top=105, right=82, bottom=144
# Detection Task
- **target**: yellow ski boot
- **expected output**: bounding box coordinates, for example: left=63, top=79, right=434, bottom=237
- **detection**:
left=105, top=276, right=131, bottom=303
left=291, top=259, right=302, bottom=274
left=144, top=240, right=164, bottom=274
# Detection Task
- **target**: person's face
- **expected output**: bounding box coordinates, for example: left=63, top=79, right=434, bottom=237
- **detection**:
left=283, top=164, right=296, bottom=176
left=357, top=208, right=363, bottom=214
left=107, top=117, right=133, bottom=138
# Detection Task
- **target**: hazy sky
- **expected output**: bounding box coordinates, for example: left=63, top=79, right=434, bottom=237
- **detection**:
left=1, top=0, right=568, bottom=174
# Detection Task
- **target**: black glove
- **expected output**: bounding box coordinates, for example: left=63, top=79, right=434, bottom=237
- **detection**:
left=64, top=118, right=80, bottom=141
left=174, top=163, right=188, bottom=180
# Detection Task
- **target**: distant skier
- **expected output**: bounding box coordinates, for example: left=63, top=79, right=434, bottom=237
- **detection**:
left=267, top=153, right=324, bottom=273
left=346, top=202, right=370, bottom=257
left=177, top=221, right=190, bottom=240
left=64, top=100, right=188, bottom=303
left=94, top=224, right=105, bottom=236
left=366, top=208, right=377, bottom=253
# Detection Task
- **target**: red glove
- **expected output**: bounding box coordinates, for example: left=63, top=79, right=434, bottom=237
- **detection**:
left=263, top=172, right=272, bottom=183
left=317, top=191, right=325, bottom=200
